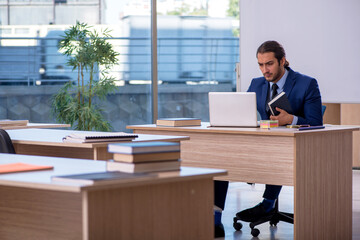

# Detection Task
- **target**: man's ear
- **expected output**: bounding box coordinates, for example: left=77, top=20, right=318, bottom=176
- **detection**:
left=280, top=57, right=286, bottom=67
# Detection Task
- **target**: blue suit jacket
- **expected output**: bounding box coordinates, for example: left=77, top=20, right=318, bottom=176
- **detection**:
left=247, top=67, right=323, bottom=126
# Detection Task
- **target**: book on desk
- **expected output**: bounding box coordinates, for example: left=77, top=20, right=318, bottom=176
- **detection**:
left=62, top=132, right=138, bottom=143
left=106, top=159, right=181, bottom=173
left=0, top=119, right=28, bottom=127
left=0, top=162, right=53, bottom=174
left=112, top=151, right=181, bottom=163
left=156, top=118, right=201, bottom=127
left=51, top=171, right=155, bottom=185
left=108, top=141, right=180, bottom=154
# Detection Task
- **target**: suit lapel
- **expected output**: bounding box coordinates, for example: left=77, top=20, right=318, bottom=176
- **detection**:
left=283, top=68, right=296, bottom=96
left=261, top=80, right=269, bottom=113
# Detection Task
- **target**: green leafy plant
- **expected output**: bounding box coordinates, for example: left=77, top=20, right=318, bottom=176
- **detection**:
left=51, top=22, right=119, bottom=131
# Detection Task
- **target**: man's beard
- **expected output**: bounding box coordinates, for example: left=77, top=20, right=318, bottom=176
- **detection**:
left=265, top=70, right=282, bottom=82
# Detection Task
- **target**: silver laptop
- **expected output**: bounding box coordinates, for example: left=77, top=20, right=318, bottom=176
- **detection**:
left=209, top=92, right=259, bottom=127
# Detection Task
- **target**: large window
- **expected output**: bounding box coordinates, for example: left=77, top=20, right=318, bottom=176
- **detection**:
left=0, top=0, right=239, bottom=130
left=156, top=0, right=239, bottom=122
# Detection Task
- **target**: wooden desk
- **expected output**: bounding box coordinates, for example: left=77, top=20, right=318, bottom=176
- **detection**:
left=127, top=123, right=359, bottom=240
left=0, top=154, right=225, bottom=240
left=8, top=129, right=189, bottom=160
left=2, top=122, right=70, bottom=130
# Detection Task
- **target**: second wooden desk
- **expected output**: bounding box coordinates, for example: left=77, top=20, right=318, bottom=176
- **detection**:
left=8, top=128, right=189, bottom=160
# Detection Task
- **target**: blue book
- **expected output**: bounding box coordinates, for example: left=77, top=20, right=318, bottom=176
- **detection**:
left=108, top=141, right=180, bottom=154
left=51, top=171, right=154, bottom=185
left=298, top=125, right=325, bottom=131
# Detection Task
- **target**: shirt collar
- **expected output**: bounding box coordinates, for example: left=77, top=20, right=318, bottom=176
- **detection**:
left=269, top=69, right=288, bottom=92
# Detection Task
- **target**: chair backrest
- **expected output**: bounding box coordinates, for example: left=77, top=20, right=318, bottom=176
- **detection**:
left=0, top=129, right=16, bottom=154
left=322, top=105, right=327, bottom=117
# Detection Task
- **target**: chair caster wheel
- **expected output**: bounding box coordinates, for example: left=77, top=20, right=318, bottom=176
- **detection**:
left=270, top=219, right=278, bottom=226
left=251, top=228, right=260, bottom=237
left=233, top=217, right=243, bottom=231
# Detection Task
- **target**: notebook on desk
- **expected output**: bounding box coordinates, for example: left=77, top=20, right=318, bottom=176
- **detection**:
left=208, top=92, right=259, bottom=127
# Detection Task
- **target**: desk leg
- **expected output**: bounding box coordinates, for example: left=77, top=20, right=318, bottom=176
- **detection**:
left=82, top=178, right=213, bottom=240
left=93, top=146, right=113, bottom=160
left=295, top=131, right=352, bottom=240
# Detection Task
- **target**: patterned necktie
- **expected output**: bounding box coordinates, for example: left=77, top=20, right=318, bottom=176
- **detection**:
left=266, top=83, right=279, bottom=117
left=271, top=84, right=278, bottom=100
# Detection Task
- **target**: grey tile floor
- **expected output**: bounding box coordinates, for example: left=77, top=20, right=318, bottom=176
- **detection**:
left=216, top=170, right=360, bottom=240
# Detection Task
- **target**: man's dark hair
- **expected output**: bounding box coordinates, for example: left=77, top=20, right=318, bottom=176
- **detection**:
left=257, top=40, right=289, bottom=68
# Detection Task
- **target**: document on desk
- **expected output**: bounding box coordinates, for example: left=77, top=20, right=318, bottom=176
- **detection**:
left=0, top=162, right=53, bottom=174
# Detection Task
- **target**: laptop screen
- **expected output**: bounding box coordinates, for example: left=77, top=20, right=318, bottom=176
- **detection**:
left=208, top=92, right=258, bottom=127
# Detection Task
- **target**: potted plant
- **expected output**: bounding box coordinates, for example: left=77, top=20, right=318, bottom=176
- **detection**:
left=51, top=22, right=119, bottom=131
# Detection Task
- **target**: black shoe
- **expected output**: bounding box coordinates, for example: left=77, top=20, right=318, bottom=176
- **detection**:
left=215, top=223, right=225, bottom=238
left=236, top=203, right=275, bottom=222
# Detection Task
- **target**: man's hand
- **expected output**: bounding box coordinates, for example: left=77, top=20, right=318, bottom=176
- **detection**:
left=270, top=107, right=294, bottom=126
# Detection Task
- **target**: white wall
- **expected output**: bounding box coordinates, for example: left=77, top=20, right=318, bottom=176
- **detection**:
left=239, top=0, right=360, bottom=103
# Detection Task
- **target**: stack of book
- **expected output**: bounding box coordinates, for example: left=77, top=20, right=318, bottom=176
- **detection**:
left=107, top=141, right=181, bottom=173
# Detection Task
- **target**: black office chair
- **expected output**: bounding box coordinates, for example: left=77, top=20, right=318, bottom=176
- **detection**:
left=0, top=129, right=16, bottom=154
left=233, top=105, right=327, bottom=237
left=322, top=105, right=327, bottom=116
left=233, top=198, right=293, bottom=237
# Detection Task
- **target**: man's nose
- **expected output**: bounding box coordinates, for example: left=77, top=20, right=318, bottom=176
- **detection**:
left=261, top=66, right=269, bottom=73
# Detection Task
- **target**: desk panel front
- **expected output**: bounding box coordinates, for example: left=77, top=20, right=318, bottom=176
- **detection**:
left=134, top=129, right=294, bottom=185
left=0, top=154, right=225, bottom=240
left=127, top=123, right=358, bottom=240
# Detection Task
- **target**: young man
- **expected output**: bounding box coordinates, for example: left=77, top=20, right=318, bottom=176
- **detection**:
left=214, top=40, right=323, bottom=236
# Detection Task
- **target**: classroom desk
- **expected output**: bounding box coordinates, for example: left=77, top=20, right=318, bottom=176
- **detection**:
left=0, top=153, right=226, bottom=240
left=127, top=123, right=360, bottom=240
left=1, top=122, right=70, bottom=130
left=8, top=128, right=189, bottom=160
